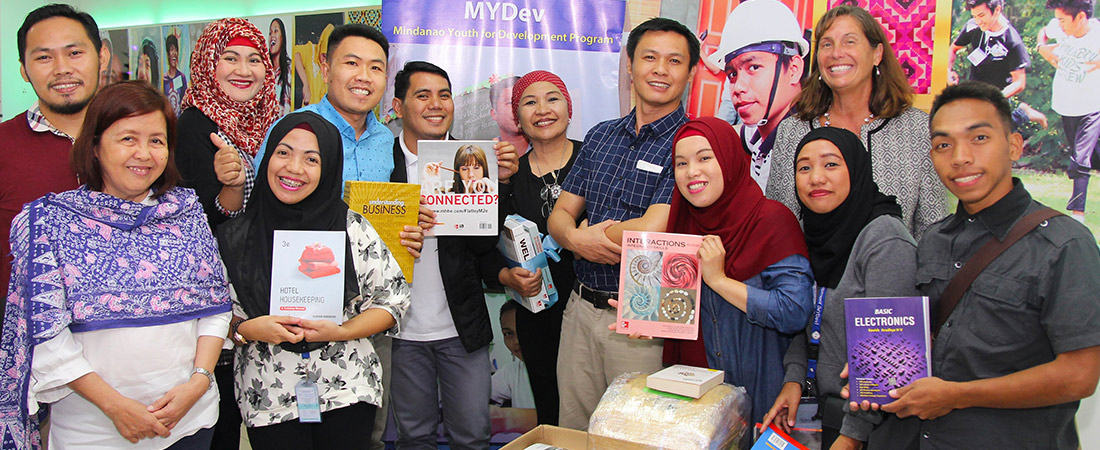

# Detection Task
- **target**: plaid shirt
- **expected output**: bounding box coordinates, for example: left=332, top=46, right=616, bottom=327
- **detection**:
left=26, top=105, right=74, bottom=142
left=213, top=130, right=255, bottom=217
left=560, top=106, right=687, bottom=291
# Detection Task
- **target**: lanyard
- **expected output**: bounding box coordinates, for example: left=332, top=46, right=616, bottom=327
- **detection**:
left=806, top=286, right=826, bottom=381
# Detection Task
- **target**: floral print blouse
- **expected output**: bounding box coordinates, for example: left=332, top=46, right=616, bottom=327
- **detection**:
left=232, top=210, right=410, bottom=427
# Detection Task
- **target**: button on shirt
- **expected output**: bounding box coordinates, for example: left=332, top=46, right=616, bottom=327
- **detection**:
left=878, top=179, right=1100, bottom=449
left=560, top=107, right=686, bottom=292
left=255, top=95, right=395, bottom=185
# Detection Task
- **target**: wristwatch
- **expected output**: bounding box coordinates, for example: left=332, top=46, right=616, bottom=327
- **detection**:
left=193, top=367, right=215, bottom=391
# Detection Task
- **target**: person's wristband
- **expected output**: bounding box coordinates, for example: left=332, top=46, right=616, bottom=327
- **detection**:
left=231, top=319, right=248, bottom=345
left=192, top=367, right=215, bottom=391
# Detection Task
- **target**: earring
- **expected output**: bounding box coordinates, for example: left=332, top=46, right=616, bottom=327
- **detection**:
left=875, top=65, right=880, bottom=77
left=818, top=75, right=822, bottom=82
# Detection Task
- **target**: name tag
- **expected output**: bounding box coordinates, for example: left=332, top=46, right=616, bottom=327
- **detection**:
left=296, top=379, right=322, bottom=423
left=635, top=159, right=663, bottom=174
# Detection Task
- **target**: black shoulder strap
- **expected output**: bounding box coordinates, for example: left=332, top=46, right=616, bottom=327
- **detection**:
left=931, top=207, right=1061, bottom=337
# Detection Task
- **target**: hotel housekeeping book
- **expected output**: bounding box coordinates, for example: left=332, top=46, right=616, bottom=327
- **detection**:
left=616, top=231, right=702, bottom=339
left=270, top=230, right=346, bottom=322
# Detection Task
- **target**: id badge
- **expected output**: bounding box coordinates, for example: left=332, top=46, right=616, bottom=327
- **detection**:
left=967, top=47, right=988, bottom=66
left=295, top=379, right=322, bottom=423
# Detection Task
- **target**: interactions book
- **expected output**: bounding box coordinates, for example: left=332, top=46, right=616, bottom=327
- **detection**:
left=616, top=231, right=702, bottom=340
left=845, top=296, right=931, bottom=405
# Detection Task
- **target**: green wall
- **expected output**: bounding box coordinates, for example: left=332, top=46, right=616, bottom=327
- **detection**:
left=0, top=0, right=380, bottom=119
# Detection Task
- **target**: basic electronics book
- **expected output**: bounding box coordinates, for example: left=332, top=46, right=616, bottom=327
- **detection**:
left=845, top=296, right=931, bottom=405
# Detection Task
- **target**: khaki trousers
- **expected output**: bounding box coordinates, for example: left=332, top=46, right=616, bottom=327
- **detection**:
left=556, top=287, right=664, bottom=430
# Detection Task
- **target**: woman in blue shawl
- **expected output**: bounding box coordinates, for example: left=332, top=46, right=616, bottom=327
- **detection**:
left=0, top=81, right=232, bottom=449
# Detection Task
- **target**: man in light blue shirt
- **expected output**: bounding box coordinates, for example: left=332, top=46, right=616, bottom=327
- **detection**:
left=256, top=23, right=394, bottom=185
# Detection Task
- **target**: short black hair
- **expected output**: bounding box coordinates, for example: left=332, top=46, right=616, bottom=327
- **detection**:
left=625, top=17, right=700, bottom=67
left=489, top=76, right=519, bottom=107
left=1046, top=0, right=1094, bottom=17
left=165, top=34, right=178, bottom=52
left=499, top=300, right=519, bottom=317
left=326, top=23, right=390, bottom=60
left=930, top=81, right=1014, bottom=132
left=966, top=0, right=1004, bottom=11
left=18, top=4, right=101, bottom=65
left=393, top=61, right=451, bottom=101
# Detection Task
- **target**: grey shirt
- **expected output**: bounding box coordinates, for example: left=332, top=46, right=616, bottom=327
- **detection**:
left=782, top=215, right=918, bottom=441
left=870, top=179, right=1100, bottom=449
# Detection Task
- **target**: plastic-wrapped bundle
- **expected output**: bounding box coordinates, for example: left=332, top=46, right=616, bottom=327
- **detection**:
left=588, top=373, right=749, bottom=449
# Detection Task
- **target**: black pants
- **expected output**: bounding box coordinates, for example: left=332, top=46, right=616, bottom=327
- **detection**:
left=515, top=293, right=566, bottom=425
left=211, top=360, right=241, bottom=449
left=246, top=401, right=377, bottom=450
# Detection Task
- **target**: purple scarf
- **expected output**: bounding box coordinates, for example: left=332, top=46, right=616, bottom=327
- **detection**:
left=0, top=186, right=231, bottom=449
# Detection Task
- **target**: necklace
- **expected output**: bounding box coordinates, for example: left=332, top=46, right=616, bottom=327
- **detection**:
left=823, top=110, right=874, bottom=128
left=532, top=141, right=570, bottom=216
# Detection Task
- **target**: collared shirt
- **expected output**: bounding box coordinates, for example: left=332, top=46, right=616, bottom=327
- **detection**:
left=875, top=178, right=1100, bottom=449
left=255, top=95, right=395, bottom=186
left=560, top=106, right=686, bottom=292
left=27, top=105, right=74, bottom=142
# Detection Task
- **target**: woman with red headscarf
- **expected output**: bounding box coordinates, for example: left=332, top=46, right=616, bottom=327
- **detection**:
left=172, top=18, right=280, bottom=449
left=496, top=70, right=582, bottom=425
left=665, top=117, right=813, bottom=431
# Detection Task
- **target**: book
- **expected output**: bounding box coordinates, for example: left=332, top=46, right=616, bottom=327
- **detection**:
left=845, top=296, right=931, bottom=405
left=417, top=140, right=498, bottom=236
left=615, top=231, right=703, bottom=340
left=498, top=215, right=558, bottom=313
left=646, top=364, right=724, bottom=398
left=751, top=424, right=811, bottom=450
left=343, top=181, right=420, bottom=283
left=270, top=230, right=347, bottom=322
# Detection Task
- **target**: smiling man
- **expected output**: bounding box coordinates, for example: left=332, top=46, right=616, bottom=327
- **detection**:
left=546, top=17, right=699, bottom=430
left=0, top=4, right=108, bottom=310
left=257, top=24, right=394, bottom=185
left=867, top=81, right=1100, bottom=449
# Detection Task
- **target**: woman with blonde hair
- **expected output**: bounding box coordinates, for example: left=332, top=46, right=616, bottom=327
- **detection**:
left=766, top=4, right=946, bottom=240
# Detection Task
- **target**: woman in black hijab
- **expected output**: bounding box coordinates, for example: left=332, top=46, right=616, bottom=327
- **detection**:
left=763, top=127, right=919, bottom=449
left=218, top=111, right=410, bottom=448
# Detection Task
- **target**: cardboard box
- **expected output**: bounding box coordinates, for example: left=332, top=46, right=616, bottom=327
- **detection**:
left=502, top=425, right=589, bottom=450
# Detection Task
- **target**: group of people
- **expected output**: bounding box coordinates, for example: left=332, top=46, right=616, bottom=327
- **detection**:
left=0, top=1, right=1097, bottom=450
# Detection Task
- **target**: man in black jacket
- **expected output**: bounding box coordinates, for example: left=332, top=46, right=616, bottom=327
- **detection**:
left=387, top=60, right=528, bottom=449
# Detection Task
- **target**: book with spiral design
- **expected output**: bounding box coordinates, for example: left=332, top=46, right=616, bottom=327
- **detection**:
left=616, top=231, right=702, bottom=340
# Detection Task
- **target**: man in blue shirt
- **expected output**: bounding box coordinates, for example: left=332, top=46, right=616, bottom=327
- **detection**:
left=257, top=24, right=396, bottom=189
left=547, top=17, right=699, bottom=430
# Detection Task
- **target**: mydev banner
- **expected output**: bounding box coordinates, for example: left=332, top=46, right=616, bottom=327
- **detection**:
left=382, top=0, right=626, bottom=143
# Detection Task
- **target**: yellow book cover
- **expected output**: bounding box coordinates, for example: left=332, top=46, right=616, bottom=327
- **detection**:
left=344, top=181, right=420, bottom=283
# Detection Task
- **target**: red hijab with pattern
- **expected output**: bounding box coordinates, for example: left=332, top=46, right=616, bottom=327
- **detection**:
left=182, top=18, right=279, bottom=157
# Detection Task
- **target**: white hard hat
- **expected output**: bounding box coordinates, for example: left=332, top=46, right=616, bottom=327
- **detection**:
left=707, top=0, right=810, bottom=68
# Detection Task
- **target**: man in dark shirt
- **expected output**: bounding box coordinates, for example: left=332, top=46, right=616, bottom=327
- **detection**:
left=547, top=17, right=698, bottom=429
left=0, top=4, right=108, bottom=311
left=869, top=81, right=1100, bottom=448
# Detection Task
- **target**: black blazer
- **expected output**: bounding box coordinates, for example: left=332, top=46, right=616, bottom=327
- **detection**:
left=392, top=137, right=505, bottom=352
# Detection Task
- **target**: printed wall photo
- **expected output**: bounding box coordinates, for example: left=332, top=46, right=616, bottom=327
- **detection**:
left=950, top=0, right=1100, bottom=234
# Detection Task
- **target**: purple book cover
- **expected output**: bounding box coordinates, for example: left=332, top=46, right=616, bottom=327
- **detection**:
left=844, top=296, right=931, bottom=405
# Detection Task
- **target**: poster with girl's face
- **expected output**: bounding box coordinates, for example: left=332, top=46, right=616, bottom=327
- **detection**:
left=247, top=14, right=295, bottom=117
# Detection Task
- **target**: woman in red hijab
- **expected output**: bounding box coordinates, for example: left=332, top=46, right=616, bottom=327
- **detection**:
left=665, top=117, right=813, bottom=429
